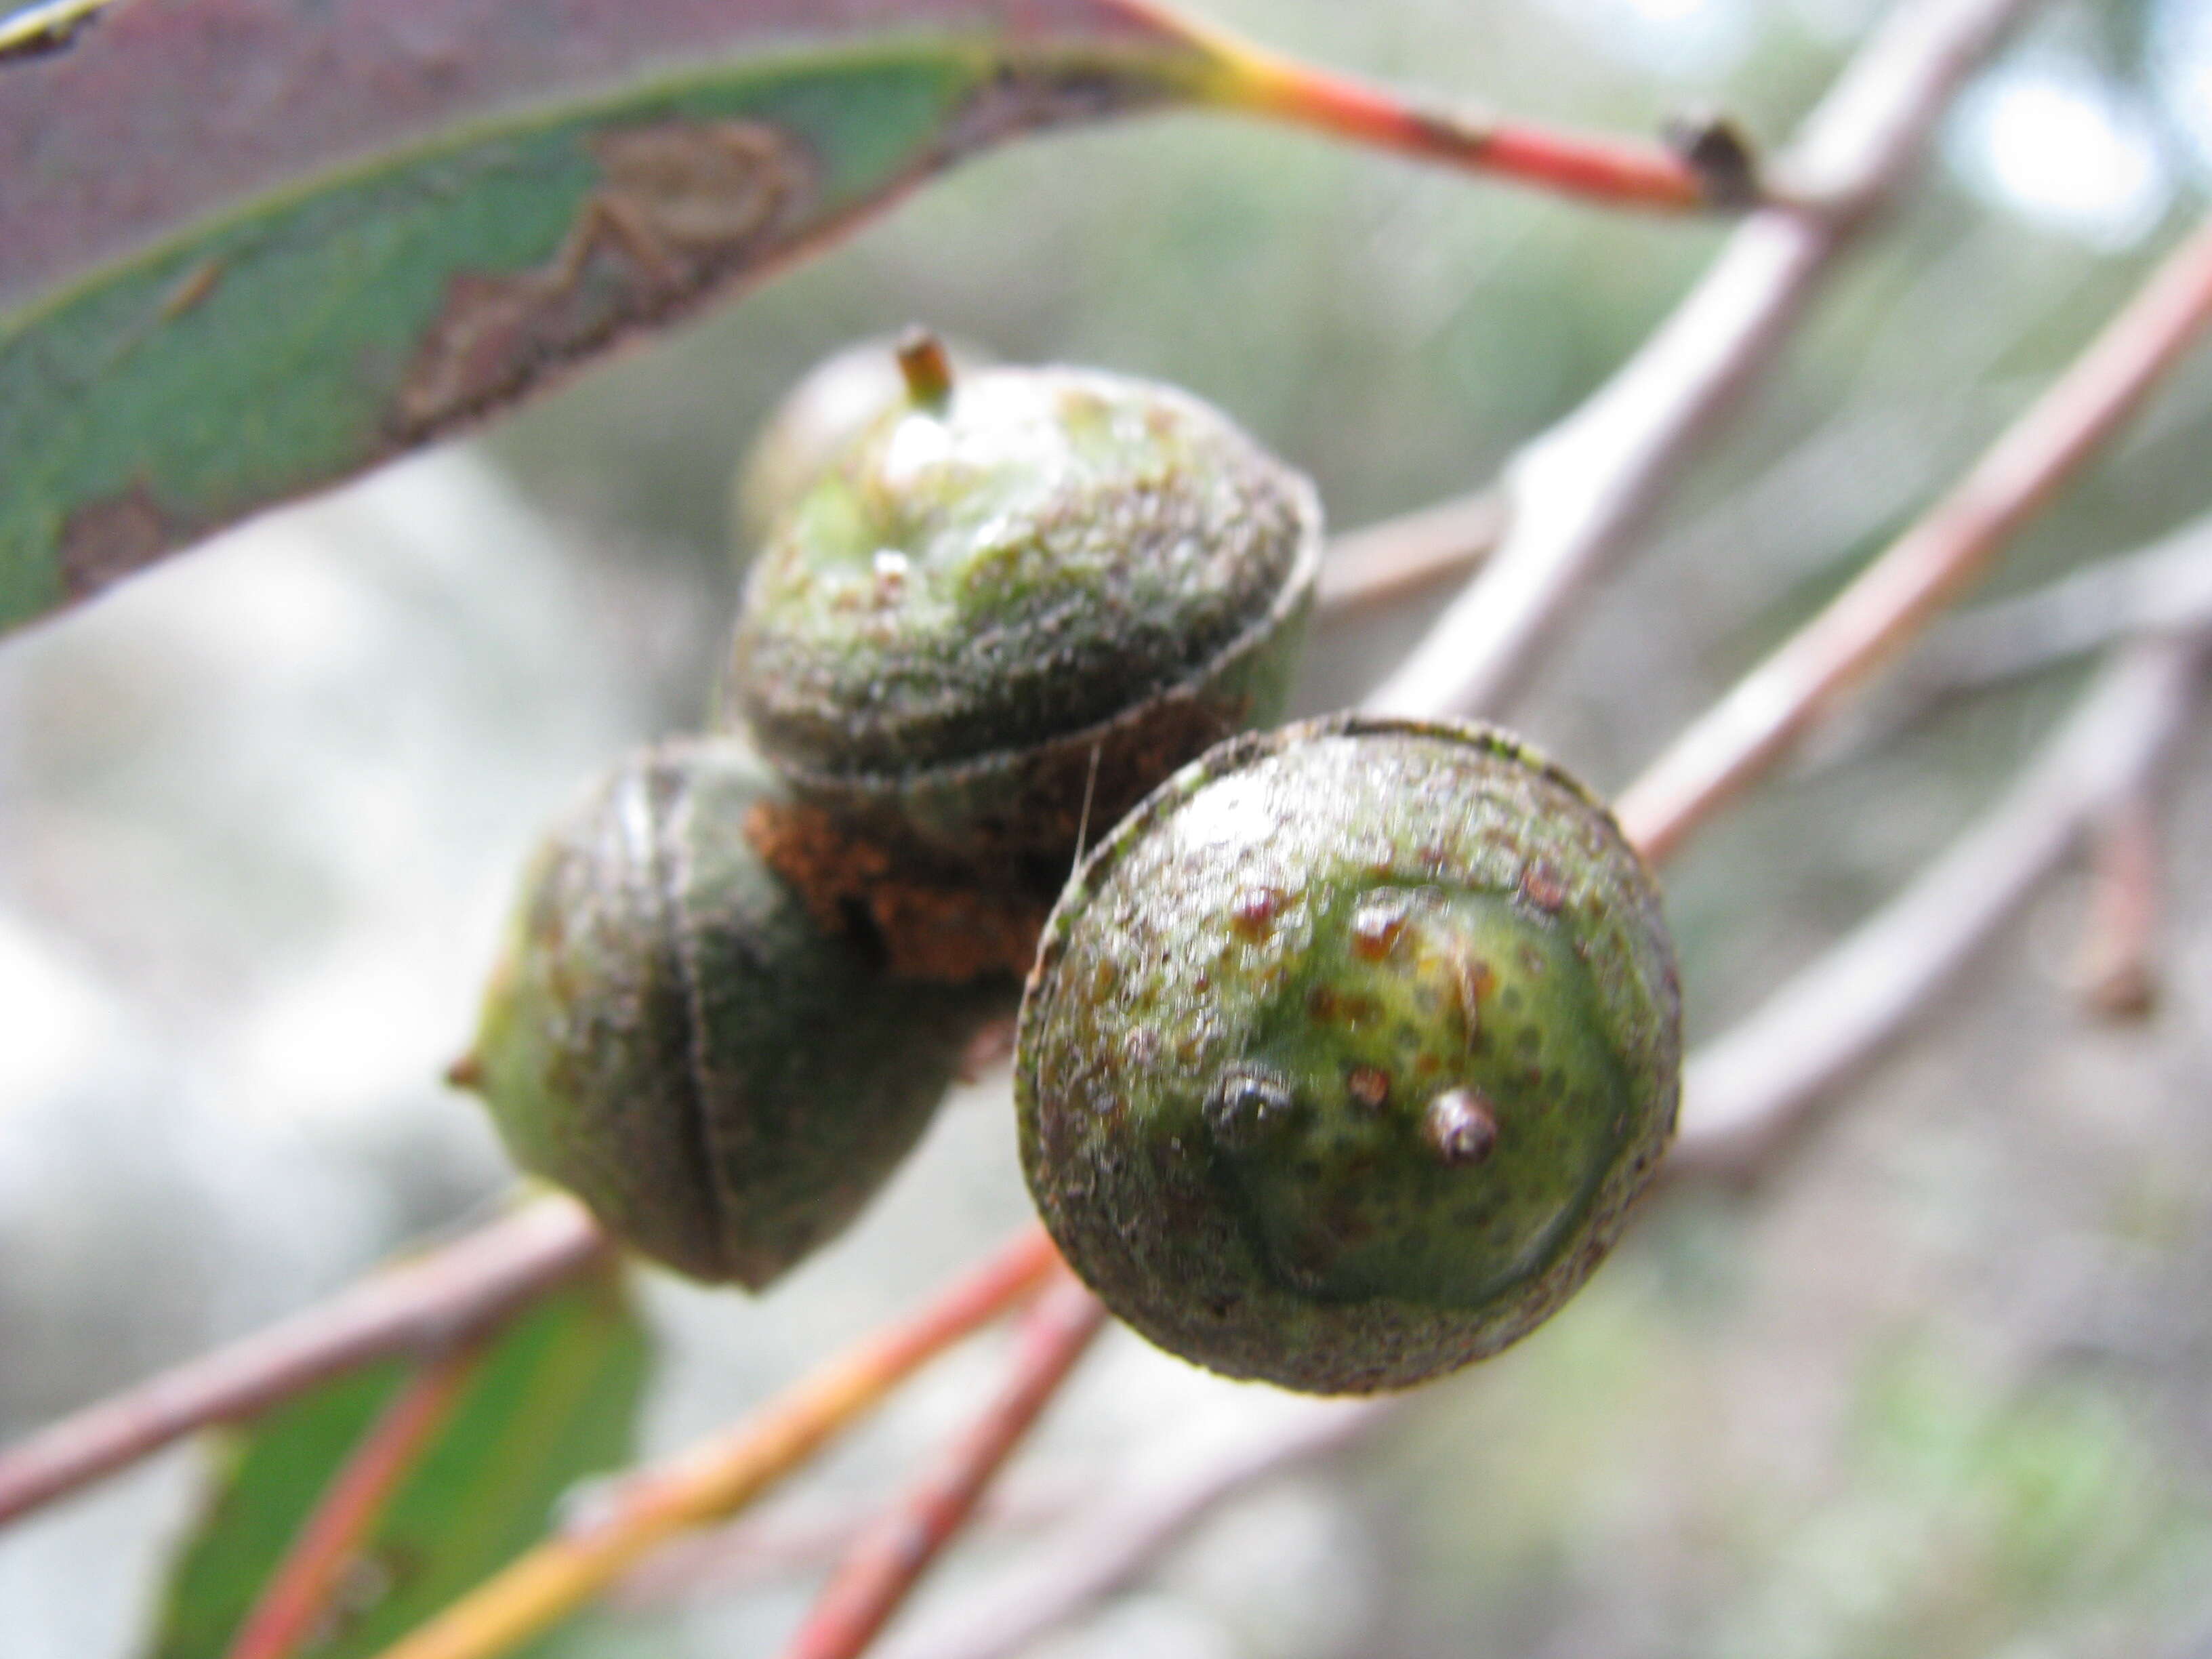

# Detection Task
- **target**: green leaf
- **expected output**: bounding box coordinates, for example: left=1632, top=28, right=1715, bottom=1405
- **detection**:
left=0, top=0, right=1225, bottom=634
left=142, top=1267, right=652, bottom=1659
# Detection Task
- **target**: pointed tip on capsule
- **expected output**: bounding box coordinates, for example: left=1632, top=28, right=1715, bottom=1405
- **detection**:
left=895, top=327, right=955, bottom=408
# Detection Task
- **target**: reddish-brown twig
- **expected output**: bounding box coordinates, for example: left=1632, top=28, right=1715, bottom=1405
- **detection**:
left=1668, top=638, right=2204, bottom=1179
left=1616, top=216, right=2212, bottom=865
left=0, top=1196, right=606, bottom=1528
left=781, top=1275, right=1109, bottom=1659
left=222, top=1340, right=491, bottom=1659
left=2074, top=792, right=2164, bottom=1021
left=366, top=1226, right=1062, bottom=1659
left=1168, top=6, right=1725, bottom=212
left=1366, top=0, right=2040, bottom=719
left=875, top=1399, right=1389, bottom=1659
left=1313, top=492, right=1506, bottom=619
left=1903, top=512, right=2212, bottom=714
left=872, top=641, right=2207, bottom=1659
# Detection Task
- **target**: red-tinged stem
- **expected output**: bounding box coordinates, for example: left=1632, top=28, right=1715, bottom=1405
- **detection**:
left=366, top=1227, right=1065, bottom=1659
left=1115, top=0, right=1724, bottom=211
left=0, top=1196, right=606, bottom=1528
left=1364, top=0, right=2039, bottom=721
left=781, top=1276, right=1109, bottom=1659
left=2076, top=792, right=2163, bottom=1020
left=1668, top=639, right=2204, bottom=1181
left=1218, top=52, right=1714, bottom=211
left=224, top=1342, right=489, bottom=1659
left=1616, top=216, right=2212, bottom=866
left=1314, top=491, right=1507, bottom=618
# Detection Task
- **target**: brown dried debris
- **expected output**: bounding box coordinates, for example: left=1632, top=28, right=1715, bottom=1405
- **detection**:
left=744, top=799, right=1047, bottom=985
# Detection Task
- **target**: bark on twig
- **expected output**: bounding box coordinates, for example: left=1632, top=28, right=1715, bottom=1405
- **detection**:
left=1668, top=638, right=2204, bottom=1180
left=781, top=1277, right=1107, bottom=1659
left=1313, top=491, right=1506, bottom=618
left=2074, top=794, right=2163, bottom=1021
left=1366, top=0, right=2043, bottom=719
left=1908, top=514, right=2212, bottom=697
left=873, top=1400, right=1391, bottom=1659
left=364, top=1228, right=1063, bottom=1659
left=1616, top=217, right=2212, bottom=865
left=0, top=1197, right=607, bottom=1528
left=867, top=639, right=2203, bottom=1659
left=224, top=1342, right=491, bottom=1659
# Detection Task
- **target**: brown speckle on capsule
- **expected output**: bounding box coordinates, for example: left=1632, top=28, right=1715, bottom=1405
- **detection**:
left=1425, top=1087, right=1498, bottom=1166
left=1521, top=859, right=1568, bottom=914
left=1349, top=893, right=1410, bottom=960
left=1231, top=886, right=1286, bottom=941
left=1345, top=1065, right=1391, bottom=1113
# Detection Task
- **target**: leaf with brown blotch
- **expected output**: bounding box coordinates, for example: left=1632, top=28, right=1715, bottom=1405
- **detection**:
left=0, top=0, right=1225, bottom=634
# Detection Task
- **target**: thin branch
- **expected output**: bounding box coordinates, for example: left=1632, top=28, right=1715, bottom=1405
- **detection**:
left=609, top=1483, right=1087, bottom=1607
left=0, top=1196, right=606, bottom=1528
left=1313, top=491, right=1505, bottom=619
left=781, top=1276, right=1108, bottom=1659
left=1667, top=638, right=2203, bottom=1181
left=1791, top=512, right=2212, bottom=775
left=224, top=1340, right=490, bottom=1659
left=1616, top=216, right=2212, bottom=865
left=1183, top=14, right=1734, bottom=213
left=869, top=642, right=2204, bottom=1659
left=757, top=205, right=2212, bottom=1654
left=873, top=1399, right=1390, bottom=1659
left=1366, top=0, right=2041, bottom=719
left=0, top=0, right=2121, bottom=1633
left=1909, top=514, right=2212, bottom=698
left=366, top=1227, right=1063, bottom=1659
left=2074, top=792, right=2163, bottom=1021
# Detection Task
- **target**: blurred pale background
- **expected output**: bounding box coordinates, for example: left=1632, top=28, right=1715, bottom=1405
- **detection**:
left=6, top=0, right=2212, bottom=1654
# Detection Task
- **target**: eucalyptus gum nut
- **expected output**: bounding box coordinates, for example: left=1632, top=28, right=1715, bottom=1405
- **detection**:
left=459, top=738, right=997, bottom=1288
left=1015, top=714, right=1683, bottom=1395
left=724, top=356, right=1322, bottom=897
left=732, top=335, right=996, bottom=558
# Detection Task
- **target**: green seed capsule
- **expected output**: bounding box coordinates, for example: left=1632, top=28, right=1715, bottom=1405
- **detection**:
left=1015, top=715, right=1682, bottom=1393
left=457, top=737, right=997, bottom=1288
left=723, top=340, right=1322, bottom=916
left=732, top=334, right=994, bottom=558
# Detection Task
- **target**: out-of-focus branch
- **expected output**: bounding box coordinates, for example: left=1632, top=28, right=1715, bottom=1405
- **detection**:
left=1194, top=18, right=1734, bottom=213
left=0, top=1196, right=607, bottom=1528
left=1616, top=217, right=2212, bottom=865
left=761, top=200, right=2212, bottom=1650
left=629, top=53, right=2047, bottom=1620
left=1313, top=491, right=1505, bottom=619
left=872, top=1399, right=1390, bottom=1659
left=781, top=1276, right=1107, bottom=1659
left=609, top=1485, right=1087, bottom=1606
left=872, top=639, right=2205, bottom=1659
left=1366, top=0, right=2042, bottom=719
left=2074, top=793, right=2163, bottom=1021
left=1907, top=514, right=2212, bottom=698
left=1668, top=637, right=2205, bottom=1180
left=365, top=1227, right=1063, bottom=1659
left=224, top=1341, right=490, bottom=1659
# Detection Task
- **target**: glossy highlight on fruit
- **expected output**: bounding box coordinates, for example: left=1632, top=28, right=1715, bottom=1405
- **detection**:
left=724, top=337, right=1322, bottom=906
left=455, top=737, right=994, bottom=1288
left=1016, top=714, right=1682, bottom=1393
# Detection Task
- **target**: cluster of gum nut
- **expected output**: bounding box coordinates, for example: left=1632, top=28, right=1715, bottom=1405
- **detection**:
left=454, top=331, right=1681, bottom=1395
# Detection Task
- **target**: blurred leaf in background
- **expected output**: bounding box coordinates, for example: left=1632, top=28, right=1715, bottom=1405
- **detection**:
left=146, top=1267, right=648, bottom=1659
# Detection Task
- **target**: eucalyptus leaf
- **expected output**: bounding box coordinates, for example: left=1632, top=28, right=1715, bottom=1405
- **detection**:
left=0, top=0, right=1225, bottom=634
left=144, top=1267, right=650, bottom=1659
